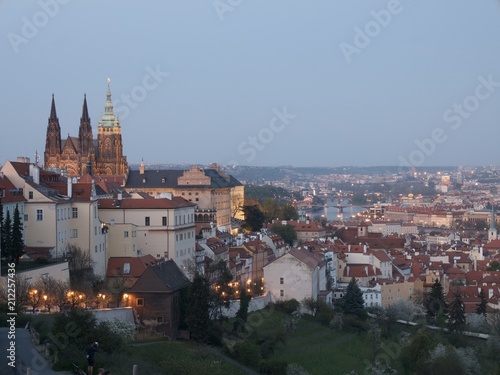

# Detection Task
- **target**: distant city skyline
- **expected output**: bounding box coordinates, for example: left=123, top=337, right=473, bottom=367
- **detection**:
left=1, top=1, right=500, bottom=168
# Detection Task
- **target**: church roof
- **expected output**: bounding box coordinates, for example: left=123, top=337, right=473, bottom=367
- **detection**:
left=125, top=168, right=242, bottom=189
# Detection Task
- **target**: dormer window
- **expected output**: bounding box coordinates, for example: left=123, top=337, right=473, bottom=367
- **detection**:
left=161, top=177, right=166, bottom=183
left=123, top=263, right=130, bottom=274
left=142, top=178, right=147, bottom=183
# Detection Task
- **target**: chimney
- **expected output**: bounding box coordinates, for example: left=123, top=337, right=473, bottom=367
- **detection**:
left=67, top=177, right=73, bottom=198
left=30, top=164, right=40, bottom=185
left=139, top=159, right=145, bottom=175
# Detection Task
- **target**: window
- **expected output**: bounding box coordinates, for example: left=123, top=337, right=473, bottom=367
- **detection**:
left=124, top=231, right=129, bottom=238
left=280, top=277, right=284, bottom=285
left=95, top=226, right=97, bottom=235
left=72, top=208, right=78, bottom=218
left=24, top=214, right=28, bottom=221
left=137, top=298, right=144, bottom=306
left=157, top=316, right=163, bottom=324
left=145, top=217, right=150, bottom=226
left=70, top=229, right=78, bottom=238
left=280, top=290, right=284, bottom=297
left=162, top=216, right=167, bottom=226
left=95, top=246, right=98, bottom=253
left=132, top=231, right=136, bottom=237
left=29, top=191, right=33, bottom=199
left=36, top=209, right=43, bottom=221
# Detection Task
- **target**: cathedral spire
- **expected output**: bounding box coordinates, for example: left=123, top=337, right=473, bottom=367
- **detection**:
left=98, top=78, right=120, bottom=127
left=49, top=94, right=58, bottom=121
left=81, top=94, right=90, bottom=122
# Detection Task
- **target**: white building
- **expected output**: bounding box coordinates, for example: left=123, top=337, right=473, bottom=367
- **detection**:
left=98, top=196, right=196, bottom=271
left=263, top=248, right=331, bottom=304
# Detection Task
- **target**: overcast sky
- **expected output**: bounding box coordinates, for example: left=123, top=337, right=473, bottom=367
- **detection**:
left=1, top=1, right=500, bottom=168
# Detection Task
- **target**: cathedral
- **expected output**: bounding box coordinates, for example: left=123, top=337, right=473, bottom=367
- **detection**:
left=44, top=81, right=128, bottom=177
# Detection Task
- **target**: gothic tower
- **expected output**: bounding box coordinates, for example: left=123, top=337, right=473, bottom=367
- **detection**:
left=78, top=94, right=96, bottom=175
left=44, top=94, right=62, bottom=169
left=97, top=79, right=128, bottom=176
left=488, top=207, right=497, bottom=242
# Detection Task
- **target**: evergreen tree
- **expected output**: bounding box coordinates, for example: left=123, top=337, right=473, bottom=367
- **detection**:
left=233, top=287, right=251, bottom=333
left=476, top=288, right=488, bottom=316
left=271, top=223, right=297, bottom=246
left=10, top=204, right=24, bottom=264
left=424, top=280, right=447, bottom=322
left=448, top=288, right=466, bottom=333
left=187, top=273, right=211, bottom=343
left=1, top=210, right=12, bottom=260
left=342, top=277, right=364, bottom=315
left=242, top=205, right=265, bottom=232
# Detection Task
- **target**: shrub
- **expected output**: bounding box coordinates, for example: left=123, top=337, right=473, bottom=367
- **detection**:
left=282, top=299, right=300, bottom=314
left=233, top=341, right=262, bottom=368
left=260, top=358, right=288, bottom=374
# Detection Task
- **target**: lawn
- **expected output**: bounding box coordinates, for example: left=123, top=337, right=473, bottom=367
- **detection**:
left=247, top=310, right=379, bottom=374
left=131, top=341, right=248, bottom=375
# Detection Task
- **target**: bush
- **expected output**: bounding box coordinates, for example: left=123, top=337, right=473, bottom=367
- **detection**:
left=343, top=315, right=367, bottom=333
left=233, top=341, right=262, bottom=368
left=35, top=256, right=49, bottom=264
left=281, top=299, right=300, bottom=314
left=260, top=358, right=288, bottom=374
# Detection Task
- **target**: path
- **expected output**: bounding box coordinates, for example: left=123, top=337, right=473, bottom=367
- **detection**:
left=0, top=327, right=71, bottom=375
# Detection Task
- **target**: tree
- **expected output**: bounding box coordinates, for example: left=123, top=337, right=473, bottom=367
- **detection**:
left=424, top=280, right=447, bottom=323
left=271, top=223, right=297, bottom=246
left=476, top=288, right=488, bottom=316
left=233, top=288, right=251, bottom=333
left=448, top=288, right=466, bottom=333
left=486, top=260, right=500, bottom=271
left=1, top=210, right=11, bottom=260
left=10, top=204, right=24, bottom=264
left=262, top=198, right=280, bottom=223
left=368, top=319, right=382, bottom=359
left=207, top=260, right=233, bottom=320
left=342, top=277, right=364, bottom=315
left=280, top=203, right=298, bottom=221
left=241, top=205, right=265, bottom=232
left=187, top=273, right=211, bottom=343
left=66, top=244, right=94, bottom=290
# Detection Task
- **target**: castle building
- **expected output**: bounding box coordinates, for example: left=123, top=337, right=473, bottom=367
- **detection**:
left=44, top=81, right=128, bottom=177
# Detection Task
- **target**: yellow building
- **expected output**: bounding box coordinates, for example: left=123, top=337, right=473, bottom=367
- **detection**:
left=124, top=163, right=244, bottom=230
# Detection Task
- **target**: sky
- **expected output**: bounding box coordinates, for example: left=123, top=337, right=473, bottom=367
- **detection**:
left=1, top=0, right=500, bottom=168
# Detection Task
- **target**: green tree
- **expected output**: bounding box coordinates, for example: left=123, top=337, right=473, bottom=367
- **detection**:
left=207, top=260, right=233, bottom=321
left=10, top=204, right=24, bottom=264
left=342, top=277, right=364, bottom=315
left=486, top=260, right=500, bottom=271
left=476, top=288, right=488, bottom=316
left=424, top=280, right=447, bottom=323
left=280, top=203, right=298, bottom=221
left=1, top=210, right=11, bottom=260
left=271, top=223, right=297, bottom=246
left=187, top=273, right=210, bottom=343
left=448, top=288, right=466, bottom=333
left=233, top=287, right=251, bottom=333
left=242, top=205, right=265, bottom=232
left=262, top=198, right=280, bottom=223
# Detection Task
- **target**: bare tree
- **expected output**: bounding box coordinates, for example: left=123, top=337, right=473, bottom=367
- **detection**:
left=52, top=279, right=71, bottom=312
left=66, top=244, right=94, bottom=290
